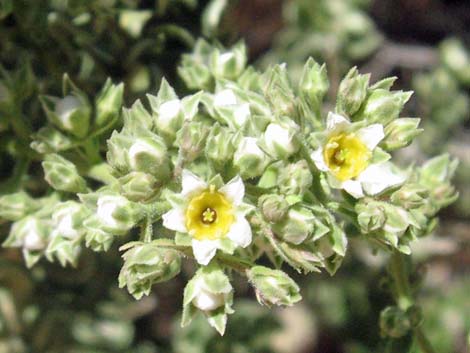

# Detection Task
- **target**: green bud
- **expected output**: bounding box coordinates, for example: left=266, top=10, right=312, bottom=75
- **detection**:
left=0, top=191, right=39, bottom=221
left=119, top=172, right=158, bottom=202
left=42, top=154, right=87, bottom=193
left=440, top=38, right=470, bottom=85
left=272, top=205, right=315, bottom=245
left=51, top=201, right=89, bottom=240
left=298, top=58, right=329, bottom=111
left=390, top=184, right=429, bottom=209
left=356, top=200, right=386, bottom=233
left=119, top=243, right=181, bottom=299
left=96, top=195, right=142, bottom=235
left=205, top=124, right=237, bottom=165
left=40, top=94, right=91, bottom=138
left=380, top=306, right=410, bottom=338
left=3, top=216, right=49, bottom=252
left=233, top=137, right=270, bottom=178
left=182, top=265, right=234, bottom=335
left=176, top=121, right=210, bottom=162
left=30, top=126, right=73, bottom=154
left=95, top=79, right=124, bottom=127
left=107, top=131, right=133, bottom=174
left=336, top=67, right=370, bottom=116
left=382, top=118, right=422, bottom=151
left=264, top=64, right=296, bottom=117
left=278, top=160, right=313, bottom=196
left=362, top=89, right=412, bottom=125
left=122, top=100, right=153, bottom=135
left=209, top=42, right=247, bottom=81
left=260, top=122, right=299, bottom=160
left=247, top=266, right=301, bottom=307
left=258, top=194, right=290, bottom=223
left=127, top=135, right=170, bottom=180
left=178, top=39, right=213, bottom=90
left=211, top=88, right=251, bottom=129
left=84, top=217, right=114, bottom=252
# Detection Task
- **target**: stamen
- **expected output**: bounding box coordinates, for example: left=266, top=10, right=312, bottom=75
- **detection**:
left=201, top=207, right=217, bottom=224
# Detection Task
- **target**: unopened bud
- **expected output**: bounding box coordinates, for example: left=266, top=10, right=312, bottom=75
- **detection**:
left=233, top=137, right=270, bottom=178
left=42, top=154, right=87, bottom=193
left=382, top=118, right=422, bottom=151
left=272, top=205, right=315, bottom=245
left=258, top=194, right=289, bottom=223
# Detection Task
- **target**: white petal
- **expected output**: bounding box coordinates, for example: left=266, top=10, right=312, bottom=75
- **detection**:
left=158, top=99, right=181, bottom=123
left=311, top=147, right=329, bottom=172
left=326, top=112, right=350, bottom=131
left=214, top=89, right=237, bottom=107
left=181, top=169, right=207, bottom=197
left=226, top=214, right=252, bottom=248
left=192, top=286, right=225, bottom=311
left=162, top=208, right=187, bottom=233
left=358, top=162, right=406, bottom=195
left=341, top=179, right=364, bottom=198
left=357, top=124, right=385, bottom=150
left=192, top=239, right=219, bottom=265
left=219, top=175, right=245, bottom=205
left=233, top=103, right=250, bottom=127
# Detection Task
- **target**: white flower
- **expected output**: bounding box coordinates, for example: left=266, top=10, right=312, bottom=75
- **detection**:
left=51, top=202, right=86, bottom=240
left=162, top=170, right=252, bottom=265
left=311, top=112, right=405, bottom=198
left=10, top=217, right=47, bottom=251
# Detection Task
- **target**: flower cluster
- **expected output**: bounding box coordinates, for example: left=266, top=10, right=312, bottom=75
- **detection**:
left=0, top=41, right=457, bottom=335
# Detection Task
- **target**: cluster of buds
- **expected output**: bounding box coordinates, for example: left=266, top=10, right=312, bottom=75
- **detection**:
left=0, top=41, right=457, bottom=336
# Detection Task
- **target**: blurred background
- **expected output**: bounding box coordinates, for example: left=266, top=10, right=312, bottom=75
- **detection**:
left=0, top=0, right=468, bottom=352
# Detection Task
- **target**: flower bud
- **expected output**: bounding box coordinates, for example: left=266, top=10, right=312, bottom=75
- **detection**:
left=233, top=137, right=270, bottom=178
left=298, top=58, right=329, bottom=111
left=119, top=243, right=181, bottom=299
left=41, top=95, right=91, bottom=138
left=95, top=79, right=124, bottom=127
left=247, top=266, right=301, bottom=307
left=205, top=124, right=237, bottom=165
left=264, top=64, right=296, bottom=117
left=382, top=118, right=422, bottom=151
left=178, top=39, right=213, bottom=90
left=84, top=217, right=114, bottom=252
left=42, top=154, right=87, bottom=193
left=272, top=205, right=315, bottom=245
left=3, top=217, right=49, bottom=251
left=154, top=98, right=183, bottom=140
left=210, top=43, right=247, bottom=81
left=119, top=172, right=158, bottom=202
left=258, top=194, right=289, bottom=223
left=128, top=136, right=170, bottom=180
left=356, top=200, right=386, bottom=233
left=182, top=266, right=234, bottom=335
left=380, top=306, right=410, bottom=338
left=336, top=67, right=370, bottom=116
left=106, top=131, right=133, bottom=174
left=260, top=122, right=299, bottom=160
left=390, top=184, right=428, bottom=209
left=51, top=201, right=89, bottom=240
left=176, top=121, right=210, bottom=162
left=96, top=195, right=142, bottom=235
left=0, top=191, right=39, bottom=221
left=212, top=89, right=251, bottom=129
left=278, top=160, right=313, bottom=196
left=362, top=89, right=412, bottom=125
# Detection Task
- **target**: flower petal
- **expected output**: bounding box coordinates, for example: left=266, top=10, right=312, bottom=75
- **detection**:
left=219, top=175, right=245, bottom=205
left=181, top=169, right=207, bottom=197
left=192, top=239, right=219, bottom=265
left=162, top=208, right=187, bottom=233
left=341, top=179, right=364, bottom=198
left=326, top=112, right=350, bottom=131
left=357, top=124, right=385, bottom=150
left=311, top=147, right=329, bottom=171
left=226, top=214, right=252, bottom=248
left=358, top=162, right=406, bottom=195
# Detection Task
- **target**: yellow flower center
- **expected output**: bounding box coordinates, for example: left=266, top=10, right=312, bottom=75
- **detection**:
left=185, top=186, right=234, bottom=241
left=323, top=132, right=371, bottom=181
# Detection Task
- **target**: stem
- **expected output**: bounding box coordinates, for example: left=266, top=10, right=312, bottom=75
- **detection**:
left=389, top=251, right=438, bottom=353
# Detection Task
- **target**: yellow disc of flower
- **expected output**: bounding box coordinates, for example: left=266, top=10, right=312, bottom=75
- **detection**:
left=185, top=187, right=235, bottom=241
left=323, top=132, right=371, bottom=181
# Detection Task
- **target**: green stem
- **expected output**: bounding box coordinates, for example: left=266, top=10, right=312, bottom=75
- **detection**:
left=389, top=252, right=437, bottom=353
left=414, top=328, right=438, bottom=353
left=86, top=163, right=116, bottom=184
